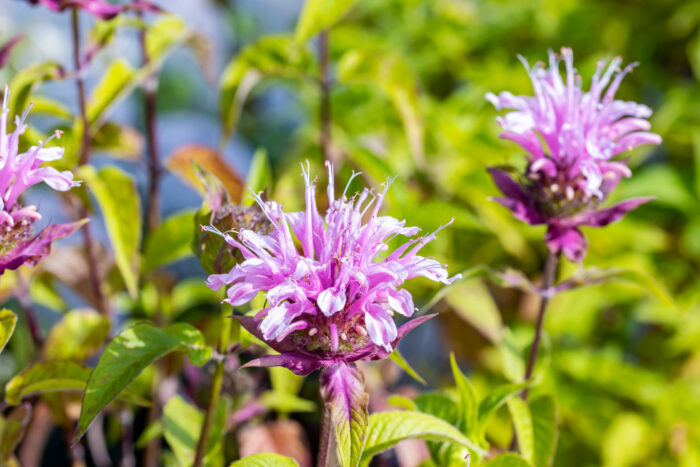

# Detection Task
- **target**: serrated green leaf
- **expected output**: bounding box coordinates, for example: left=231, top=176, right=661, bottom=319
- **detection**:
left=74, top=323, right=212, bottom=442
left=295, top=0, right=357, bottom=42
left=530, top=396, right=557, bottom=467
left=0, top=309, right=17, bottom=354
left=43, top=309, right=110, bottom=361
left=508, top=397, right=534, bottom=464
left=486, top=453, right=533, bottom=467
left=219, top=35, right=313, bottom=141
left=361, top=411, right=485, bottom=464
left=87, top=59, right=136, bottom=125
left=0, top=404, right=31, bottom=464
left=390, top=349, right=426, bottom=385
left=79, top=165, right=142, bottom=298
left=163, top=395, right=226, bottom=467
left=229, top=453, right=299, bottom=467
left=143, top=209, right=196, bottom=273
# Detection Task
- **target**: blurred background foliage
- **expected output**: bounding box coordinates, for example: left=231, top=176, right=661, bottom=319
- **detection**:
left=1, top=0, right=700, bottom=465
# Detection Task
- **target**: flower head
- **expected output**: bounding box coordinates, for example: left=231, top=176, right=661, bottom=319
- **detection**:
left=0, top=87, right=83, bottom=274
left=25, top=0, right=162, bottom=20
left=206, top=162, right=460, bottom=375
left=486, top=48, right=661, bottom=261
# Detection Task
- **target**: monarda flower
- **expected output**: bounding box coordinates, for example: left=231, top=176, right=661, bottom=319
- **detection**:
left=206, top=162, right=460, bottom=375
left=0, top=87, right=82, bottom=274
left=486, top=48, right=661, bottom=261
left=24, top=0, right=162, bottom=20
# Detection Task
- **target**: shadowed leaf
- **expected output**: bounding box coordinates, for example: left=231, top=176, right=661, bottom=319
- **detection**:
left=0, top=404, right=32, bottom=465
left=43, top=308, right=110, bottom=361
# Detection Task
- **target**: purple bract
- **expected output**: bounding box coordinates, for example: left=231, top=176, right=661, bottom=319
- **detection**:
left=0, top=87, right=83, bottom=274
left=24, top=0, right=162, bottom=20
left=486, top=48, right=661, bottom=261
left=206, top=162, right=460, bottom=375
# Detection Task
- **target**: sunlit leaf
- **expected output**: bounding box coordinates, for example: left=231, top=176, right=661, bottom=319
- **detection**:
left=486, top=453, right=532, bottom=467
left=87, top=59, right=136, bottom=125
left=8, top=62, right=65, bottom=121
left=0, top=309, right=17, bottom=354
left=74, top=323, right=212, bottom=442
left=43, top=308, right=110, bottom=361
left=229, top=452, right=299, bottom=467
left=30, top=95, right=72, bottom=120
left=295, top=0, right=357, bottom=42
left=530, top=396, right=557, bottom=467
left=142, top=209, right=196, bottom=273
left=361, top=411, right=485, bottom=464
left=508, top=397, right=534, bottom=464
left=79, top=165, right=142, bottom=298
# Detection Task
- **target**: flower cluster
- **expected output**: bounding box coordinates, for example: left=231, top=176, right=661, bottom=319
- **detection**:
left=486, top=48, right=661, bottom=261
left=206, top=163, right=460, bottom=375
left=0, top=87, right=82, bottom=274
left=25, top=0, right=161, bottom=20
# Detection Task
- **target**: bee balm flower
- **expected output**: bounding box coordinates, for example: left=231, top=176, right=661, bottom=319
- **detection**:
left=0, top=87, right=83, bottom=274
left=205, top=162, right=460, bottom=375
left=486, top=48, right=661, bottom=261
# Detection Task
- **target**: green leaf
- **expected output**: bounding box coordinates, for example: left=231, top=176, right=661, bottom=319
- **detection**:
left=414, top=392, right=459, bottom=426
left=43, top=309, right=110, bottom=361
left=219, top=35, right=313, bottom=141
left=87, top=59, right=136, bottom=125
left=295, top=0, right=357, bottom=41
left=450, top=353, right=477, bottom=433
left=30, top=95, right=72, bottom=120
left=229, top=453, right=299, bottom=467
left=0, top=309, right=17, bottom=354
left=92, top=122, right=144, bottom=159
left=320, top=363, right=368, bottom=467
left=4, top=360, right=149, bottom=407
left=5, top=361, right=90, bottom=405
left=74, top=323, right=212, bottom=442
left=530, top=396, right=557, bottom=467
left=8, top=62, right=65, bottom=121
left=0, top=404, right=32, bottom=465
left=508, top=397, right=535, bottom=464
left=477, top=381, right=530, bottom=426
left=259, top=391, right=316, bottom=413
left=244, top=148, right=272, bottom=205
left=143, top=209, right=196, bottom=273
left=163, top=395, right=226, bottom=467
left=444, top=280, right=503, bottom=344
left=486, top=453, right=533, bottom=467
left=390, top=349, right=426, bottom=385
left=135, top=420, right=163, bottom=449
left=79, top=165, right=142, bottom=298
left=361, top=411, right=485, bottom=464
left=337, top=49, right=425, bottom=166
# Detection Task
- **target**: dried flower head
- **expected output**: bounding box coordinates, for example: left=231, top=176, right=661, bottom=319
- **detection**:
left=206, top=162, right=460, bottom=375
left=0, top=87, right=83, bottom=273
left=486, top=48, right=661, bottom=261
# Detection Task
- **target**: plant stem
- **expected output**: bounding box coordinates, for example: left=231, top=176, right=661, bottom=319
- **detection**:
left=71, top=8, right=108, bottom=317
left=318, top=29, right=333, bottom=164
left=192, top=306, right=232, bottom=467
left=137, top=11, right=161, bottom=233
left=317, top=403, right=332, bottom=467
left=520, top=250, right=559, bottom=400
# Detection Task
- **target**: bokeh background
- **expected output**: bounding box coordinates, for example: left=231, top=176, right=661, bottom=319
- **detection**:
left=1, top=0, right=700, bottom=466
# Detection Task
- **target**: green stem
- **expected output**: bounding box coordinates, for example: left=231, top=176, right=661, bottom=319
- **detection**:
left=193, top=306, right=231, bottom=467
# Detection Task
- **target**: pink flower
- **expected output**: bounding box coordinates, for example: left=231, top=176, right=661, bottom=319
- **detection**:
left=0, top=87, right=83, bottom=273
left=206, top=162, right=460, bottom=375
left=486, top=48, right=661, bottom=261
left=24, top=0, right=162, bottom=20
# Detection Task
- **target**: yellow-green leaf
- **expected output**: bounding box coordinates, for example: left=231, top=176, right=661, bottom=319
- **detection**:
left=43, top=308, right=110, bottom=361
left=295, top=0, right=358, bottom=42
left=0, top=309, right=17, bottom=354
